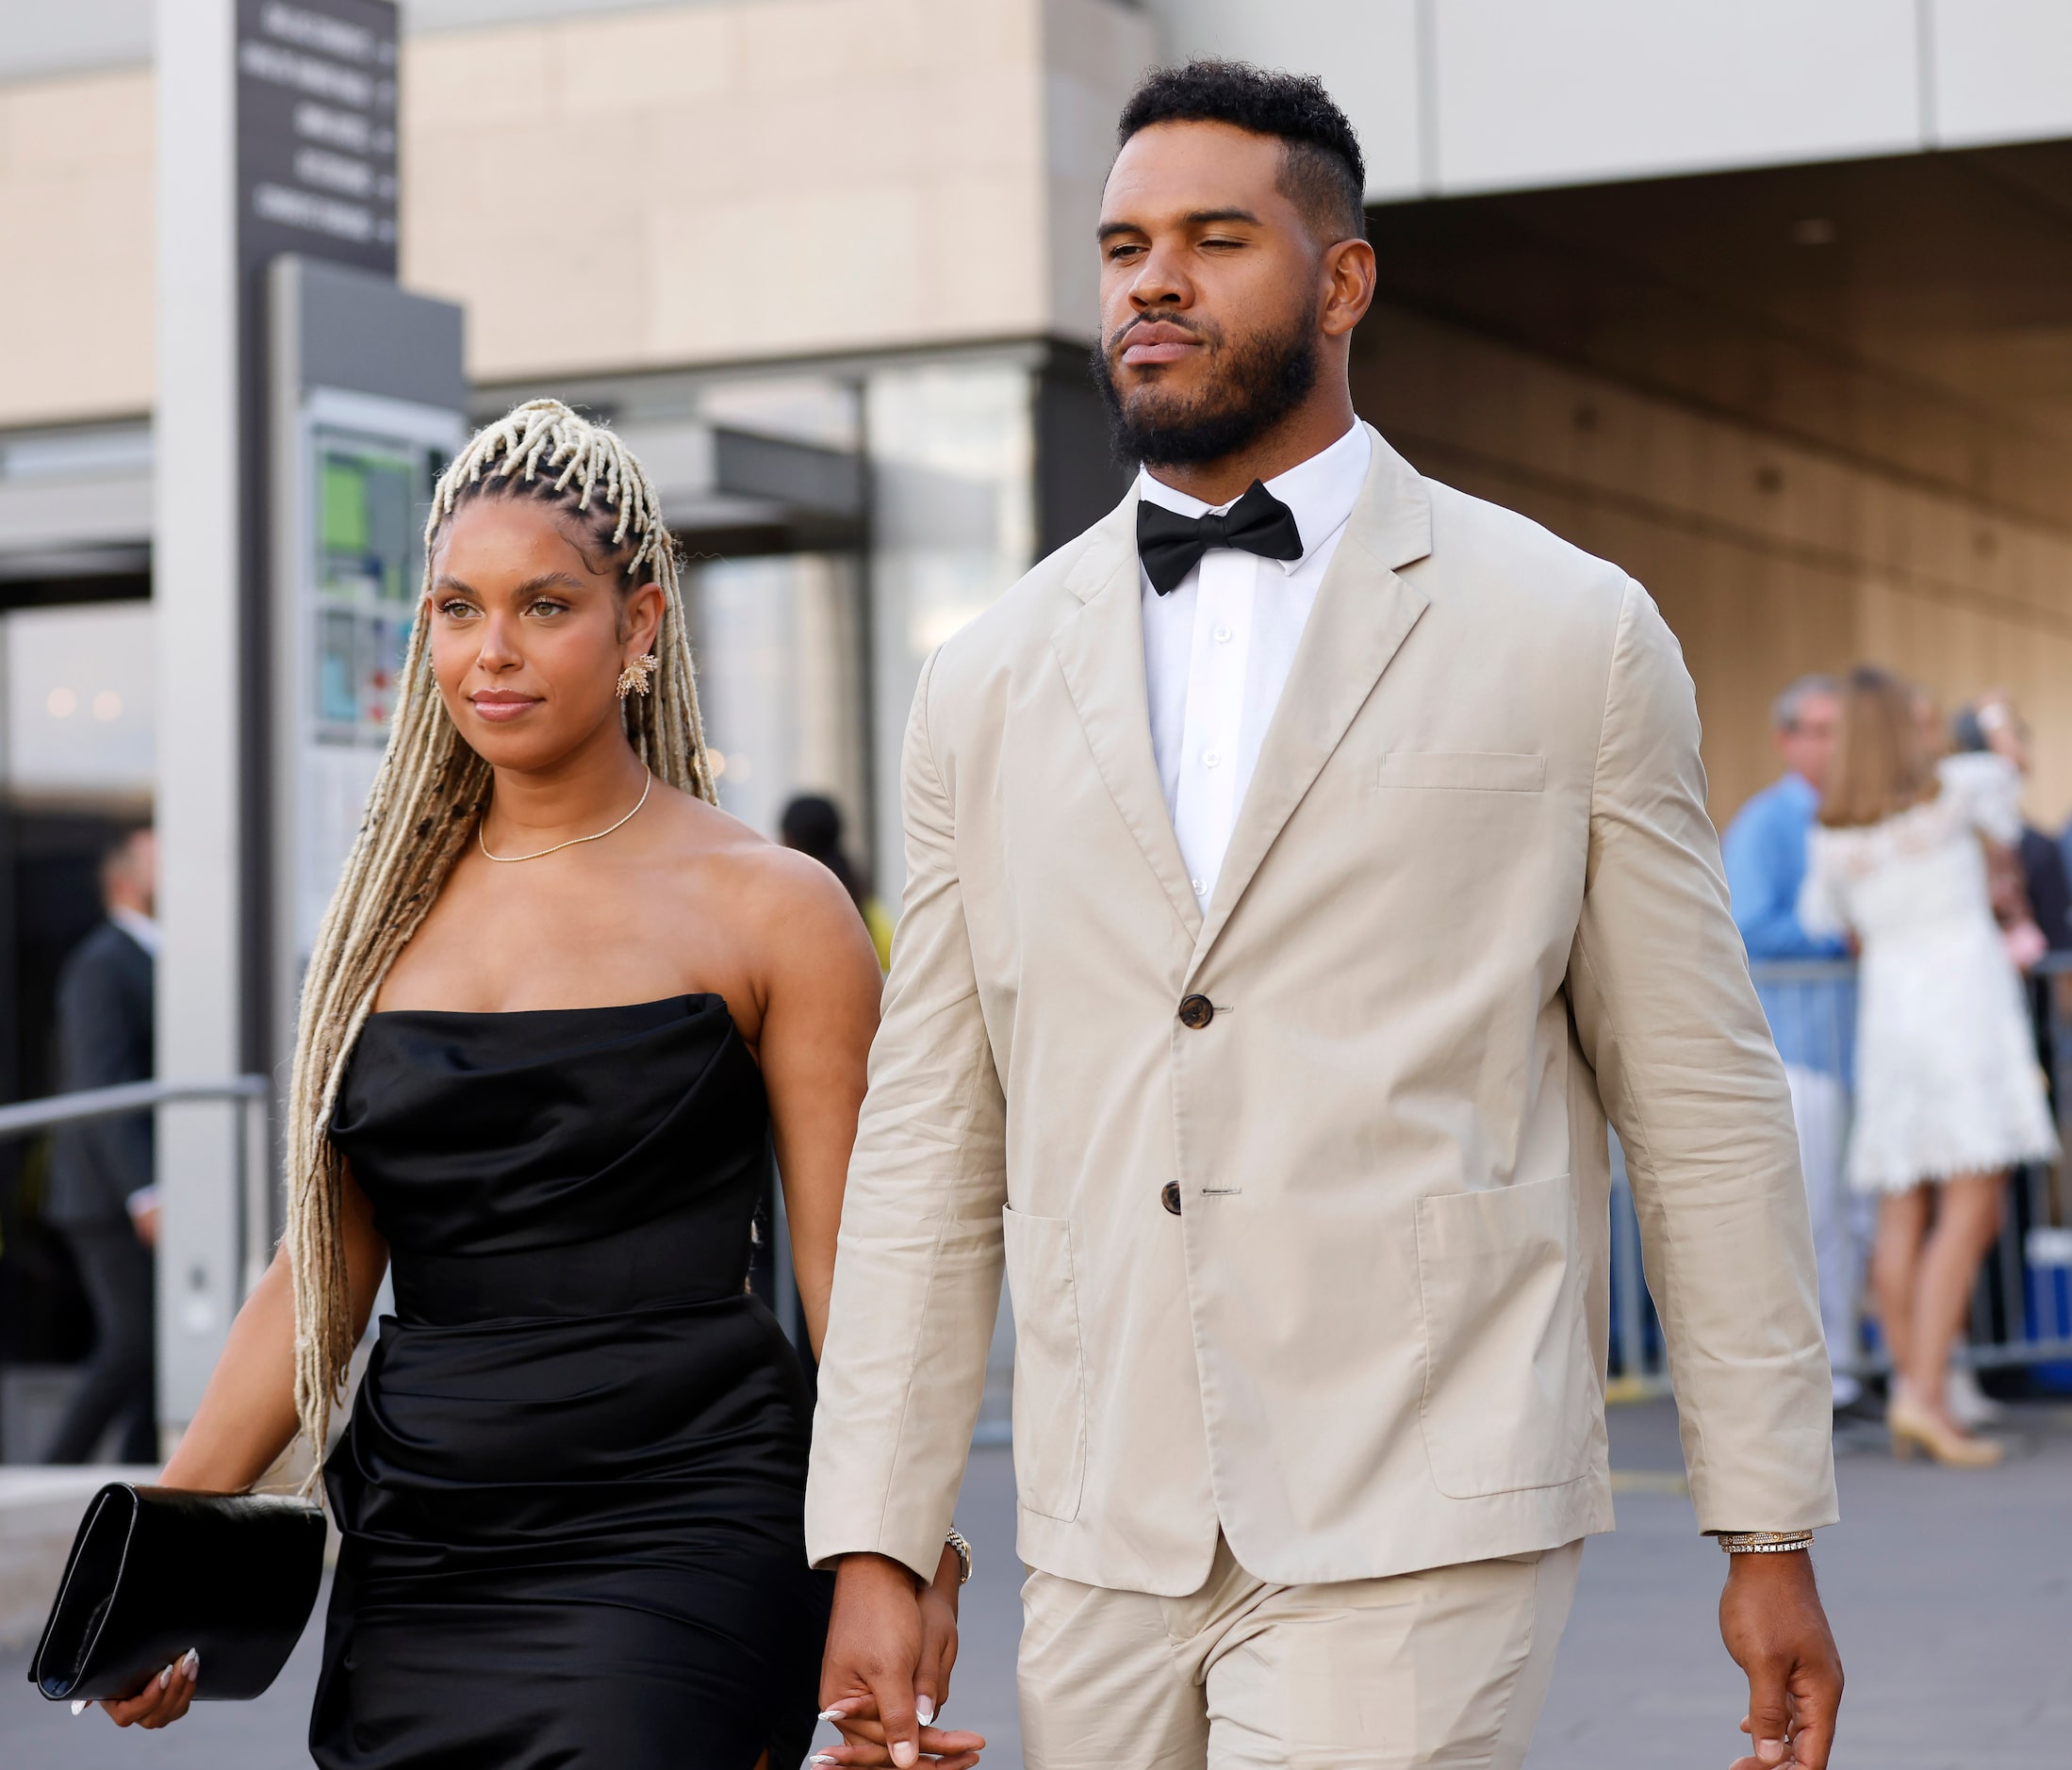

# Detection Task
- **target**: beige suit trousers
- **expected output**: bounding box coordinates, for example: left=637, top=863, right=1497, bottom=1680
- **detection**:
left=1018, top=1537, right=1583, bottom=1770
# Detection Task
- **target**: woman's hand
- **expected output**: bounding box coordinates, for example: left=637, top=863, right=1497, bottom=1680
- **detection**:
left=84, top=1648, right=200, bottom=1729
left=816, top=1547, right=983, bottom=1769
left=814, top=1706, right=984, bottom=1770
left=98, top=1173, right=386, bottom=1733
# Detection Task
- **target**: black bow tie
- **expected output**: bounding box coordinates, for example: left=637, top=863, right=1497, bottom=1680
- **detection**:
left=1136, top=481, right=1305, bottom=596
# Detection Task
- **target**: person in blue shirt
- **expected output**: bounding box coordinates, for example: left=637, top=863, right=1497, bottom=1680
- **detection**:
left=1724, top=678, right=1849, bottom=976
left=1723, top=675, right=1870, bottom=1417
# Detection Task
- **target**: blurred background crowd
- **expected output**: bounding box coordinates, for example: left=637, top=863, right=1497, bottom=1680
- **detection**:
left=1726, top=672, right=2072, bottom=1465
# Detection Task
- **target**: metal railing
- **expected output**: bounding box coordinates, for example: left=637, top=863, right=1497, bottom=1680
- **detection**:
left=1607, top=955, right=2072, bottom=1394
left=0, top=1077, right=275, bottom=1296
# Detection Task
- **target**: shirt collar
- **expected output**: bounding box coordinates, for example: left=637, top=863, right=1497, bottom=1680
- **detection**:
left=109, top=906, right=160, bottom=959
left=1136, top=421, right=1373, bottom=574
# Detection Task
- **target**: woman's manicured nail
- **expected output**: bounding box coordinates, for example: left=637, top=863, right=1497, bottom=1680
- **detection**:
left=916, top=1696, right=936, bottom=1726
left=181, top=1648, right=200, bottom=1680
left=892, top=1744, right=919, bottom=1769
left=158, top=1663, right=173, bottom=1689
left=817, top=1707, right=847, bottom=1721
left=71, top=1698, right=91, bottom=1715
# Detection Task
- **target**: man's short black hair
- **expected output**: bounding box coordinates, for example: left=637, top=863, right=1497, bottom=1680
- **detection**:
left=1117, top=60, right=1367, bottom=242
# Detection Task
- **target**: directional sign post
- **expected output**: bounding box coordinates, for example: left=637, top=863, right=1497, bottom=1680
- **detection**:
left=231, top=1, right=402, bottom=1087
left=156, top=1, right=464, bottom=1435
left=236, top=0, right=400, bottom=279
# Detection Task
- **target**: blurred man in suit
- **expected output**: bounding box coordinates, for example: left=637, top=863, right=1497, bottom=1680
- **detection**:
left=43, top=826, right=158, bottom=1465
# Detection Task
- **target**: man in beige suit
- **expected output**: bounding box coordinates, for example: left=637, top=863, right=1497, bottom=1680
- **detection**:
left=809, top=62, right=1843, bottom=1770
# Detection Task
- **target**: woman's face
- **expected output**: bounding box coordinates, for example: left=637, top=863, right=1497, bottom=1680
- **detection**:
left=426, top=498, right=663, bottom=772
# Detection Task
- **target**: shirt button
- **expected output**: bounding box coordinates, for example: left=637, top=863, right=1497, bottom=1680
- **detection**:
left=1202, top=749, right=1222, bottom=769
left=1190, top=877, right=1208, bottom=896
left=1178, top=993, right=1215, bottom=1029
left=1213, top=624, right=1233, bottom=644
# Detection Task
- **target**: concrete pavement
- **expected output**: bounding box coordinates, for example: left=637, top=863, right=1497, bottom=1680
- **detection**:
left=1528, top=1397, right=2072, bottom=1770
left=8, top=1401, right=2068, bottom=1767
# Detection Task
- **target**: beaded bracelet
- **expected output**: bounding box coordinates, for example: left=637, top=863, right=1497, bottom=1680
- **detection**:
left=1716, top=1530, right=1814, bottom=1554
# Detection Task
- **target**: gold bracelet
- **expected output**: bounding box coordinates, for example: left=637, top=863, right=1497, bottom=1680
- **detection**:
left=1717, top=1530, right=1813, bottom=1554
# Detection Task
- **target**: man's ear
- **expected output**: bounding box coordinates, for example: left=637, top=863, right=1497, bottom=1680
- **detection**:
left=1321, top=237, right=1376, bottom=336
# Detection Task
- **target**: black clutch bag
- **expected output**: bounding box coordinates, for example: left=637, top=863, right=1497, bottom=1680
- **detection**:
left=27, top=1483, right=327, bottom=1704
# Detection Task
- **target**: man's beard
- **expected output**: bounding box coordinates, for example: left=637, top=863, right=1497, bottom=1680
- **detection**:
left=1093, top=315, right=1319, bottom=468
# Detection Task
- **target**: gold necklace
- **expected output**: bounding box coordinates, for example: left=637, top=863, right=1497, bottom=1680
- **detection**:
left=478, top=771, right=652, bottom=863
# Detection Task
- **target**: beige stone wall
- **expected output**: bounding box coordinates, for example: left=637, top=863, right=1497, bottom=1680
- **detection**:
left=1356, top=303, right=2072, bottom=832
left=0, top=0, right=1150, bottom=428
left=1042, top=0, right=1156, bottom=343
left=402, top=0, right=1147, bottom=385
left=0, top=68, right=156, bottom=428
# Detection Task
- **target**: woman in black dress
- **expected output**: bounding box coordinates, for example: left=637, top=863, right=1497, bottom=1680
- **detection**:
left=96, top=402, right=981, bottom=1769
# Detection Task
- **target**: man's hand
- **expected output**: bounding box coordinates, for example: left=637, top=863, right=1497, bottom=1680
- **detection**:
left=913, top=1543, right=963, bottom=1731
left=818, top=1551, right=984, bottom=1769
left=1719, top=1550, right=1842, bottom=1769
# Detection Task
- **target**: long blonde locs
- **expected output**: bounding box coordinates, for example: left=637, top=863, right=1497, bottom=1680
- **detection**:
left=283, top=399, right=715, bottom=1481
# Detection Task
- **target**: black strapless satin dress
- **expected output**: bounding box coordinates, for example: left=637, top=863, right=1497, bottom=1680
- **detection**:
left=311, top=995, right=830, bottom=1769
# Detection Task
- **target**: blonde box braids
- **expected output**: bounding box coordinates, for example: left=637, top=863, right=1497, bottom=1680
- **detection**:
left=284, top=399, right=715, bottom=1479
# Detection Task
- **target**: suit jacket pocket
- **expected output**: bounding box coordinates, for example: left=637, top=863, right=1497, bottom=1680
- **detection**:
left=1414, top=1172, right=1593, bottom=1499
left=1376, top=751, right=1546, bottom=792
left=1001, top=1205, right=1089, bottom=1522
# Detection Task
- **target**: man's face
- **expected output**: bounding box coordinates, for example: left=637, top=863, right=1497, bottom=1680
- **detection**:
left=1777, top=693, right=1840, bottom=795
left=1094, top=122, right=1329, bottom=466
left=132, top=830, right=156, bottom=916
left=107, top=828, right=156, bottom=918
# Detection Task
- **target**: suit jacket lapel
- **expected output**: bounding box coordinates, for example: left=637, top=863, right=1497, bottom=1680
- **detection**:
left=1052, top=493, right=1205, bottom=942
left=1189, top=426, right=1435, bottom=969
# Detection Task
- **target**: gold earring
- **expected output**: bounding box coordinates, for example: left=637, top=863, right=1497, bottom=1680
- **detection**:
left=616, top=652, right=658, bottom=699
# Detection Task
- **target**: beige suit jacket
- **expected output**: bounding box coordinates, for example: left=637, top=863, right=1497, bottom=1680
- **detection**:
left=806, top=426, right=1837, bottom=1596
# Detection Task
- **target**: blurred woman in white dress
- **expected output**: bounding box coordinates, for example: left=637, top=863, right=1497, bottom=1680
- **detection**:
left=1800, top=667, right=2059, bottom=1467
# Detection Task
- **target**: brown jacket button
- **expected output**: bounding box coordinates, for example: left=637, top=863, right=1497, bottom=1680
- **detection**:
left=1161, top=1181, right=1182, bottom=1215
left=1177, top=993, right=1214, bottom=1029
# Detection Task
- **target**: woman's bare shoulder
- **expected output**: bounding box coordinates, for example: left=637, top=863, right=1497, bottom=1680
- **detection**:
left=642, top=785, right=868, bottom=943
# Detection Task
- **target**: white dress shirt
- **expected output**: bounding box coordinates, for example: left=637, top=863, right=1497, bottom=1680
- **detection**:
left=1139, top=421, right=1372, bottom=908
left=109, top=905, right=161, bottom=959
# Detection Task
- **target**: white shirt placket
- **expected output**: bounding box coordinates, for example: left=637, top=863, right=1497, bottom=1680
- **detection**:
left=1171, top=549, right=1256, bottom=906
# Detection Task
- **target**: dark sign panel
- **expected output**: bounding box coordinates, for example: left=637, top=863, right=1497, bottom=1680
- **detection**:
left=229, top=1, right=403, bottom=1072
left=236, top=0, right=398, bottom=277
